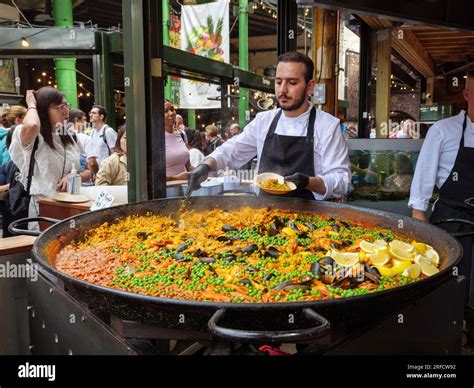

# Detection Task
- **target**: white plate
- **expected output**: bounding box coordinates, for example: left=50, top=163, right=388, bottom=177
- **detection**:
left=53, top=193, right=91, bottom=203
left=254, top=173, right=297, bottom=195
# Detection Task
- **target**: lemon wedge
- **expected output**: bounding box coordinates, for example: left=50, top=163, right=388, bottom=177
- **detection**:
left=367, top=251, right=390, bottom=266
left=374, top=239, right=388, bottom=248
left=389, top=246, right=415, bottom=261
left=331, top=250, right=360, bottom=267
left=402, top=263, right=421, bottom=279
left=414, top=254, right=431, bottom=266
left=373, top=265, right=394, bottom=277
left=390, top=240, right=415, bottom=253
left=424, top=249, right=440, bottom=266
left=391, top=260, right=413, bottom=275
left=411, top=242, right=433, bottom=254
left=360, top=240, right=377, bottom=253
left=419, top=260, right=440, bottom=277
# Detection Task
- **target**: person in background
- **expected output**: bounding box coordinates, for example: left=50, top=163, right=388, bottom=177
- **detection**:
left=189, top=130, right=206, bottom=168
left=89, top=104, right=117, bottom=175
left=164, top=101, right=193, bottom=181
left=9, top=87, right=88, bottom=228
left=204, top=124, right=223, bottom=156
left=396, top=119, right=416, bottom=139
left=96, top=125, right=128, bottom=186
left=68, top=109, right=96, bottom=184
left=0, top=105, right=27, bottom=166
left=383, top=154, right=413, bottom=193
left=175, top=114, right=189, bottom=146
left=229, top=123, right=241, bottom=138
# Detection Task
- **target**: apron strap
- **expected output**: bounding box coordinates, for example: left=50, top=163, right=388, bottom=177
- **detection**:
left=460, top=112, right=468, bottom=148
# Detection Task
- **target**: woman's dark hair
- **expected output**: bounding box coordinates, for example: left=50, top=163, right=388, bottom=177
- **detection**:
left=115, top=125, right=126, bottom=153
left=35, top=86, right=74, bottom=149
left=190, top=130, right=206, bottom=152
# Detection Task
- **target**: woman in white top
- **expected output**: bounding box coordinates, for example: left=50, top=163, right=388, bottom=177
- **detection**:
left=188, top=130, right=206, bottom=168
left=9, top=87, right=89, bottom=227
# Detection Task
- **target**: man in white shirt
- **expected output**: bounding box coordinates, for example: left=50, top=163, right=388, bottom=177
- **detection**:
left=409, top=70, right=474, bottom=310
left=410, top=71, right=474, bottom=227
left=89, top=105, right=117, bottom=175
left=186, top=52, right=351, bottom=200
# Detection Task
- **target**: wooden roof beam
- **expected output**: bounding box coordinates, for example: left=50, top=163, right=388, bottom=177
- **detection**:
left=391, top=29, right=435, bottom=78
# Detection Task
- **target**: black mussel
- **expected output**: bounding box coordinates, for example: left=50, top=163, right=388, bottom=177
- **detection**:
left=330, top=241, right=340, bottom=249
left=264, top=246, right=281, bottom=258
left=328, top=217, right=336, bottom=223
left=310, top=246, right=325, bottom=254
left=310, top=262, right=322, bottom=277
left=267, top=223, right=279, bottom=237
left=239, top=244, right=259, bottom=254
left=247, top=266, right=257, bottom=273
left=263, top=273, right=276, bottom=282
left=239, top=278, right=252, bottom=286
left=136, top=232, right=149, bottom=240
left=173, top=253, right=185, bottom=261
left=216, top=235, right=232, bottom=242
left=222, top=254, right=238, bottom=262
left=222, top=224, right=238, bottom=232
left=339, top=220, right=351, bottom=229
left=364, top=264, right=381, bottom=283
left=298, top=232, right=309, bottom=239
left=364, top=272, right=380, bottom=283
left=272, top=216, right=285, bottom=228
left=339, top=239, right=353, bottom=248
left=332, top=224, right=340, bottom=233
left=274, top=280, right=310, bottom=291
left=194, top=248, right=208, bottom=258
left=176, top=243, right=189, bottom=253
left=289, top=220, right=299, bottom=232
left=304, top=222, right=316, bottom=231
left=320, top=256, right=335, bottom=268
left=195, top=257, right=216, bottom=265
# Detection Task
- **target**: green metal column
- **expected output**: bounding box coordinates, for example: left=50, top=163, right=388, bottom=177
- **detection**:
left=188, top=109, right=196, bottom=129
left=123, top=0, right=149, bottom=202
left=92, top=33, right=116, bottom=129
left=52, top=0, right=78, bottom=108
left=162, top=0, right=172, bottom=100
left=239, top=0, right=249, bottom=128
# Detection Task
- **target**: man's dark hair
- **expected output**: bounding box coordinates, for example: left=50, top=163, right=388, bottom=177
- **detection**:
left=92, top=104, right=107, bottom=120
left=277, top=51, right=314, bottom=84
left=466, top=69, right=474, bottom=79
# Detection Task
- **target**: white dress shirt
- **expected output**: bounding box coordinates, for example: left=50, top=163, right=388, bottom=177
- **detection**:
left=409, top=110, right=474, bottom=212
left=209, top=103, right=351, bottom=200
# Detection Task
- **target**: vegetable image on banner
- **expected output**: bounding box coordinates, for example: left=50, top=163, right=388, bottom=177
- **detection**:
left=180, top=0, right=229, bottom=109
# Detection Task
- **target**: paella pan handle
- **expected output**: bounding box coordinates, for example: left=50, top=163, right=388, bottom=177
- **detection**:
left=432, top=218, right=474, bottom=238
left=208, top=308, right=330, bottom=343
left=8, top=217, right=60, bottom=237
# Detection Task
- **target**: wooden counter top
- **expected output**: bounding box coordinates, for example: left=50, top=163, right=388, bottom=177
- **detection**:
left=37, top=196, right=95, bottom=211
left=0, top=236, right=36, bottom=256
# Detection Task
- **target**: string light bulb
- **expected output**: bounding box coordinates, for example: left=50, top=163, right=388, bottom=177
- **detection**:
left=21, top=37, right=30, bottom=47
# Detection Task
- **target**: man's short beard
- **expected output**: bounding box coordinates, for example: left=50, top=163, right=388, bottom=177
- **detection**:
left=279, top=93, right=307, bottom=112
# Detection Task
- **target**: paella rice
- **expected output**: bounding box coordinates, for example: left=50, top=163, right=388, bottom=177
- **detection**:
left=56, top=207, right=441, bottom=303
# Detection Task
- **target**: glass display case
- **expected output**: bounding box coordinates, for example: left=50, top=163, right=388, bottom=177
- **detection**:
left=348, top=139, right=426, bottom=216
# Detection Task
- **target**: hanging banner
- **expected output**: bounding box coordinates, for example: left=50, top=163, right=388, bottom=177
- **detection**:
left=180, top=0, right=229, bottom=109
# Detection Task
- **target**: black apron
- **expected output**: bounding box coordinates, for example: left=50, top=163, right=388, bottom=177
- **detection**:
left=430, top=112, right=474, bottom=306
left=258, top=107, right=316, bottom=200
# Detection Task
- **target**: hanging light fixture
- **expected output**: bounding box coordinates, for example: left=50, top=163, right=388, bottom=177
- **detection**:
left=21, top=37, right=30, bottom=47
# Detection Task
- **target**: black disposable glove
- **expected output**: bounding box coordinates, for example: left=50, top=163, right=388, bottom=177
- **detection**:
left=284, top=173, right=310, bottom=190
left=185, top=163, right=211, bottom=197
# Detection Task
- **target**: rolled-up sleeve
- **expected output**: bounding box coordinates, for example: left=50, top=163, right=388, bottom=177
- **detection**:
left=314, top=120, right=351, bottom=200
left=408, top=126, right=443, bottom=212
left=208, top=118, right=259, bottom=171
